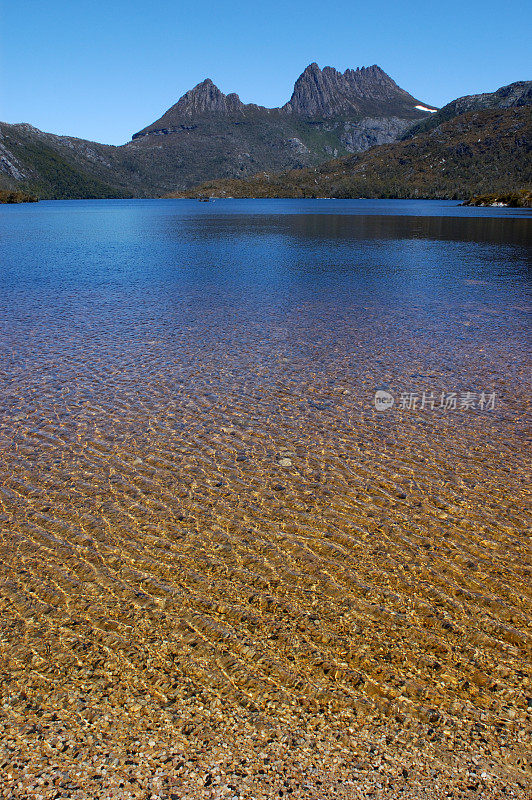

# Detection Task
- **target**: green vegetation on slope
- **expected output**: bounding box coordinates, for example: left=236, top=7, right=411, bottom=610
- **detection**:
left=2, top=134, right=128, bottom=199
left=403, top=80, right=532, bottom=140
left=169, top=108, right=532, bottom=200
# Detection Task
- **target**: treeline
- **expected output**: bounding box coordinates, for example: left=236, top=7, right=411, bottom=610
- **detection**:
left=0, top=189, right=38, bottom=203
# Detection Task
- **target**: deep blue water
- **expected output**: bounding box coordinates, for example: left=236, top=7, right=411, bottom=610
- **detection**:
left=0, top=199, right=530, bottom=430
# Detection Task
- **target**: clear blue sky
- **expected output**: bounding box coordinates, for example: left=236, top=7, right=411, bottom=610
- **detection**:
left=1, top=0, right=530, bottom=145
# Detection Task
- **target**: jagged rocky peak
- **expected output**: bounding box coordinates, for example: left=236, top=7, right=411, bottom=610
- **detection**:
left=132, top=61, right=437, bottom=141
left=283, top=62, right=433, bottom=117
left=132, top=78, right=256, bottom=138
left=173, top=78, right=246, bottom=115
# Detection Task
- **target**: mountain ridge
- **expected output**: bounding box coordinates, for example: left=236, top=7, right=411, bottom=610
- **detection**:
left=133, top=62, right=435, bottom=140
left=403, top=80, right=532, bottom=139
left=1, top=61, right=437, bottom=197
left=1, top=73, right=529, bottom=200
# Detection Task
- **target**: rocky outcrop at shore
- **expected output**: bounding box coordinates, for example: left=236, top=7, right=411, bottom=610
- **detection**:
left=462, top=189, right=532, bottom=207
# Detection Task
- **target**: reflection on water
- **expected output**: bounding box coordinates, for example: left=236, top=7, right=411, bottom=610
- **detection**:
left=0, top=199, right=530, bottom=793
left=182, top=210, right=532, bottom=247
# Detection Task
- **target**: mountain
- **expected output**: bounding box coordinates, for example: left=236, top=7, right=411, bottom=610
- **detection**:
left=132, top=63, right=434, bottom=139
left=0, top=63, right=437, bottom=198
left=403, top=80, right=532, bottom=139
left=1, top=72, right=529, bottom=201
left=0, top=123, right=133, bottom=198
left=132, top=79, right=257, bottom=136
left=282, top=63, right=432, bottom=117
left=124, top=63, right=436, bottom=192
left=169, top=103, right=532, bottom=200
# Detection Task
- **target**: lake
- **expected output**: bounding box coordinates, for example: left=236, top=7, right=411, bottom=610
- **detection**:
left=1, top=199, right=530, bottom=427
left=0, top=199, right=530, bottom=795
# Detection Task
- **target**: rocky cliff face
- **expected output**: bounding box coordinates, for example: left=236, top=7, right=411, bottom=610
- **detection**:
left=340, top=116, right=415, bottom=151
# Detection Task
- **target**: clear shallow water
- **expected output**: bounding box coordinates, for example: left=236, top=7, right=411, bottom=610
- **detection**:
left=0, top=199, right=531, bottom=786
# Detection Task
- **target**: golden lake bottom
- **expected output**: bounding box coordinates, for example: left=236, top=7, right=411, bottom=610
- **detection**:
left=0, top=356, right=530, bottom=799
